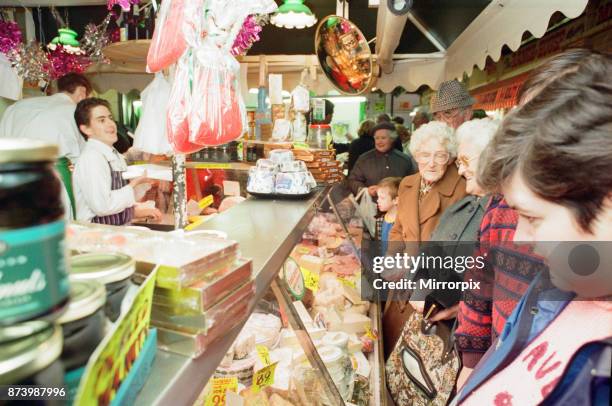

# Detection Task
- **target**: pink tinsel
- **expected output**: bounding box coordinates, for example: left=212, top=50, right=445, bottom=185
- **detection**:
left=107, top=0, right=140, bottom=11
left=231, top=15, right=263, bottom=57
left=0, top=20, right=22, bottom=55
left=48, top=45, right=92, bottom=80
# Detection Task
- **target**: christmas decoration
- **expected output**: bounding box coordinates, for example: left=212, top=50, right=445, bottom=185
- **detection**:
left=47, top=45, right=91, bottom=80
left=231, top=14, right=269, bottom=56
left=7, top=41, right=51, bottom=83
left=81, top=14, right=112, bottom=63
left=0, top=20, right=22, bottom=55
left=107, top=0, right=141, bottom=12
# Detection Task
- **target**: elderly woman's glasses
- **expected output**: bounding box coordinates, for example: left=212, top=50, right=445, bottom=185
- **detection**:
left=415, top=151, right=450, bottom=165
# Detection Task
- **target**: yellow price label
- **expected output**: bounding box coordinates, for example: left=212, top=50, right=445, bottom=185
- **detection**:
left=256, top=345, right=271, bottom=366
left=205, top=377, right=238, bottom=406
left=365, top=325, right=378, bottom=341
left=194, top=163, right=232, bottom=169
left=338, top=277, right=356, bottom=289
left=198, top=195, right=214, bottom=209
left=300, top=267, right=319, bottom=292
left=185, top=217, right=206, bottom=231
left=296, top=247, right=310, bottom=255
left=292, top=142, right=310, bottom=150
left=252, top=362, right=277, bottom=393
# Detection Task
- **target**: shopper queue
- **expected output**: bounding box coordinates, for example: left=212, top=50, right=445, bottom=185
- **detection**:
left=376, top=49, right=612, bottom=406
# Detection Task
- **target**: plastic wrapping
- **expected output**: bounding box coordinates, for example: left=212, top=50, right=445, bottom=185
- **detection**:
left=188, top=44, right=245, bottom=146
left=247, top=167, right=276, bottom=194
left=275, top=172, right=311, bottom=195
left=269, top=149, right=294, bottom=164
left=146, top=0, right=189, bottom=72
left=133, top=73, right=172, bottom=155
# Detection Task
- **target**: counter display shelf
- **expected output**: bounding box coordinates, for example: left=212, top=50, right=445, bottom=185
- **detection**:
left=134, top=187, right=330, bottom=405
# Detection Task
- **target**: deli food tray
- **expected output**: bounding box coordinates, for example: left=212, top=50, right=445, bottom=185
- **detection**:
left=247, top=190, right=315, bottom=200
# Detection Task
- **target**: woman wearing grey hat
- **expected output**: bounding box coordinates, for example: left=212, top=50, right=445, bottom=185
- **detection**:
left=431, top=80, right=475, bottom=129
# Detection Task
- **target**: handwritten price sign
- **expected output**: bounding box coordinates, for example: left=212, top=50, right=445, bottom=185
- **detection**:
left=205, top=377, right=238, bottom=406
left=300, top=267, right=319, bottom=292
left=251, top=362, right=278, bottom=393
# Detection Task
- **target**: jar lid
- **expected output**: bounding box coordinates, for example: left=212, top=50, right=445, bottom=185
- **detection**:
left=318, top=345, right=343, bottom=365
left=70, top=252, right=135, bottom=284
left=0, top=321, right=62, bottom=384
left=0, top=138, right=58, bottom=164
left=57, top=279, right=106, bottom=324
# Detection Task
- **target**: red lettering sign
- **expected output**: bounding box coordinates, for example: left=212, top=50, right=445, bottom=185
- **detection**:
left=522, top=341, right=548, bottom=371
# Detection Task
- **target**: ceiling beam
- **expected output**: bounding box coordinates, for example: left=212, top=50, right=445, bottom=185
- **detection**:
left=405, top=11, right=447, bottom=52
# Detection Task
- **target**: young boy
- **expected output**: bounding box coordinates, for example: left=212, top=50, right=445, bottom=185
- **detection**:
left=73, top=98, right=162, bottom=225
left=376, top=177, right=402, bottom=255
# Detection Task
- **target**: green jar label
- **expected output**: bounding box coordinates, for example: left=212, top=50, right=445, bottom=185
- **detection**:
left=0, top=220, right=69, bottom=323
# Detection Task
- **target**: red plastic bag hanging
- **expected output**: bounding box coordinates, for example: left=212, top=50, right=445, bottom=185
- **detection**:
left=188, top=45, right=245, bottom=146
left=166, top=53, right=202, bottom=154
left=147, top=0, right=188, bottom=73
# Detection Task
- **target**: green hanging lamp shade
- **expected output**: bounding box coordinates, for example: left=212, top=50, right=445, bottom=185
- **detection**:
left=271, top=0, right=317, bottom=29
left=51, top=28, right=80, bottom=47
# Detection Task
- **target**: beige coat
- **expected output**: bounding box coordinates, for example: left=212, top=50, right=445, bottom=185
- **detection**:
left=389, top=164, right=467, bottom=245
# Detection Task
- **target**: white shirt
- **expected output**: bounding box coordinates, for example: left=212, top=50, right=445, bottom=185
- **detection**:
left=73, top=139, right=136, bottom=222
left=0, top=93, right=85, bottom=161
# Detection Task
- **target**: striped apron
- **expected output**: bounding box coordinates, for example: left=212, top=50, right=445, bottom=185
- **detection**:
left=91, top=162, right=134, bottom=226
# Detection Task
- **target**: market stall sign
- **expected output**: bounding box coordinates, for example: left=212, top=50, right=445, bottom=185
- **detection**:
left=205, top=377, right=238, bottom=406
left=252, top=362, right=278, bottom=393
left=75, top=268, right=158, bottom=405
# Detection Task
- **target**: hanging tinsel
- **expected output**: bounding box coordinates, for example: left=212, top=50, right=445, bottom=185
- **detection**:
left=7, top=41, right=51, bottom=83
left=0, top=20, right=22, bottom=55
left=81, top=14, right=112, bottom=63
left=107, top=0, right=141, bottom=12
left=231, top=14, right=269, bottom=57
left=47, top=45, right=91, bottom=80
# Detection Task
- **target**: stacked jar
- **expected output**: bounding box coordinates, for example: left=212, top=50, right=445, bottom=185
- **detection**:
left=0, top=139, right=69, bottom=391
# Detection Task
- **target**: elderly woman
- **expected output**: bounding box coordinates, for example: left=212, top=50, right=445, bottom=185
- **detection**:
left=388, top=121, right=467, bottom=243
left=409, top=118, right=500, bottom=317
left=348, top=122, right=416, bottom=196
left=382, top=121, right=467, bottom=355
left=347, top=119, right=376, bottom=172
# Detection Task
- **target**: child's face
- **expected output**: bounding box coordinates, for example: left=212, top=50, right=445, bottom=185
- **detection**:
left=377, top=187, right=397, bottom=212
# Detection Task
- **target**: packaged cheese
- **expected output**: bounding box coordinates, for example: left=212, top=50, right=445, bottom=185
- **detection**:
left=274, top=172, right=311, bottom=195
left=279, top=160, right=306, bottom=173
left=247, top=167, right=276, bottom=194
left=269, top=149, right=294, bottom=164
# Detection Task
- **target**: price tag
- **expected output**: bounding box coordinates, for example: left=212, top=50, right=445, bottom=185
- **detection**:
left=365, top=325, right=378, bottom=341
left=256, top=345, right=271, bottom=366
left=296, top=247, right=310, bottom=255
left=292, top=142, right=310, bottom=150
left=300, top=267, right=319, bottom=292
left=251, top=362, right=278, bottom=393
left=205, top=377, right=238, bottom=406
left=198, top=195, right=214, bottom=210
left=185, top=217, right=206, bottom=231
left=194, top=163, right=232, bottom=169
left=338, top=277, right=356, bottom=289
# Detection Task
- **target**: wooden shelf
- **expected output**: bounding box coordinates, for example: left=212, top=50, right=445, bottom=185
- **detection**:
left=102, top=40, right=151, bottom=72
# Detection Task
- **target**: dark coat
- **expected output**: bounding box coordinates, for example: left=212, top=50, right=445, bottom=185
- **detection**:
left=347, top=149, right=417, bottom=195
left=347, top=135, right=403, bottom=173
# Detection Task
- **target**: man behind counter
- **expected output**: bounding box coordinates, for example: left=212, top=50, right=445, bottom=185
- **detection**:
left=0, top=73, right=93, bottom=219
left=73, top=98, right=162, bottom=225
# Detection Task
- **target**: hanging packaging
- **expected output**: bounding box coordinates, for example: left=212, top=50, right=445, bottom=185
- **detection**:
left=133, top=73, right=172, bottom=155
left=146, top=0, right=188, bottom=72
